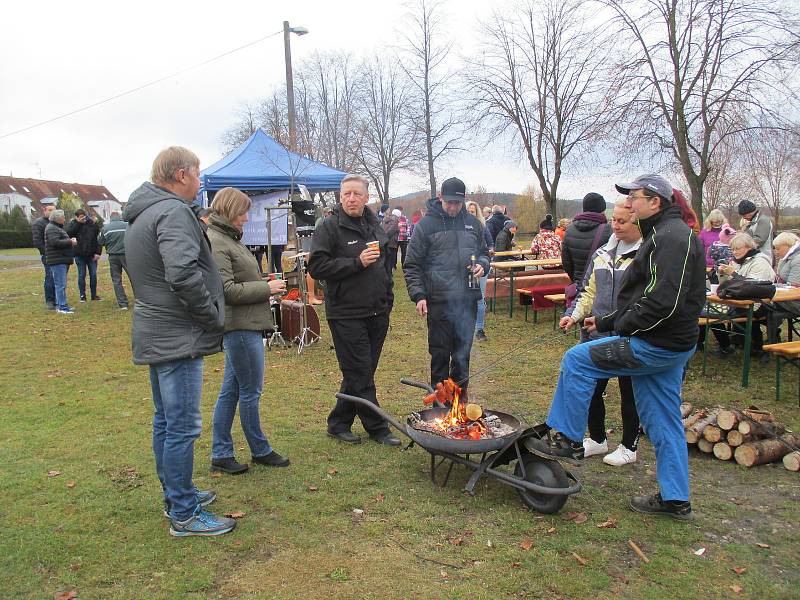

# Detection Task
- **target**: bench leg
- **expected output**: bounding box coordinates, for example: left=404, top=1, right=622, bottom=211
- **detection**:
left=775, top=355, right=781, bottom=403
left=741, top=306, right=753, bottom=388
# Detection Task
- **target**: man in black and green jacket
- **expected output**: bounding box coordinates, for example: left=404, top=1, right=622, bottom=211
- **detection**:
left=98, top=212, right=129, bottom=309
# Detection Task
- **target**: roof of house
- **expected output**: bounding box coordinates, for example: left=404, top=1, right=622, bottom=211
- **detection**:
left=0, top=176, right=119, bottom=218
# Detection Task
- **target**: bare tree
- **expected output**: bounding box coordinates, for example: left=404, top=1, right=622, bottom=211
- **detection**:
left=400, top=0, right=463, bottom=197
left=605, top=0, right=800, bottom=217
left=741, top=124, right=800, bottom=229
left=466, top=0, right=616, bottom=216
left=220, top=101, right=262, bottom=154
left=355, top=57, right=420, bottom=202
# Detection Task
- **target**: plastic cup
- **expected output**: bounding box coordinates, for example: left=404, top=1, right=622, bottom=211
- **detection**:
left=366, top=241, right=380, bottom=253
left=709, top=283, right=719, bottom=295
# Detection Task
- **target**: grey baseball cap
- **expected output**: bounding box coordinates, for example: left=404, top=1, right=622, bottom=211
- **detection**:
left=615, top=174, right=673, bottom=202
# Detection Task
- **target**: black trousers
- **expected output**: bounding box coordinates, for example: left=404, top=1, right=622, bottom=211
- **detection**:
left=427, top=298, right=478, bottom=390
left=711, top=306, right=766, bottom=351
left=398, top=241, right=409, bottom=266
left=587, top=376, right=640, bottom=451
left=386, top=246, right=399, bottom=271
left=327, top=314, right=391, bottom=436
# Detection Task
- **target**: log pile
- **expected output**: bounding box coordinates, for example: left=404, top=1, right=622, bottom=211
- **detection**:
left=682, top=406, right=798, bottom=470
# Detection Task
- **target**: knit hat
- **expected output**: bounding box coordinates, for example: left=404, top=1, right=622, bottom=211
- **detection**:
left=504, top=220, right=518, bottom=230
left=539, top=214, right=554, bottom=231
left=718, top=224, right=737, bottom=244
left=738, top=199, right=757, bottom=216
left=391, top=208, right=401, bottom=217
left=582, top=192, right=606, bottom=214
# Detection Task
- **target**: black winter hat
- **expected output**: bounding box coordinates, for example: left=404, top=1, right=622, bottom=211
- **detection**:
left=738, top=199, right=757, bottom=216
left=539, top=214, right=554, bottom=230
left=582, top=192, right=606, bottom=214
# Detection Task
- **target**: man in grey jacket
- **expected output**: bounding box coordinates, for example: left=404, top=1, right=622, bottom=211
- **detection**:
left=738, top=199, right=773, bottom=263
left=123, top=146, right=235, bottom=537
left=98, top=212, right=130, bottom=309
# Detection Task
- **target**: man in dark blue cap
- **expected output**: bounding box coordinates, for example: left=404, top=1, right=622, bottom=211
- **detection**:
left=404, top=177, right=490, bottom=396
left=533, top=174, right=706, bottom=520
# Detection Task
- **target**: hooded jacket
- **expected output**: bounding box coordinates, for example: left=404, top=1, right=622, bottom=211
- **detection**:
left=122, top=182, right=224, bottom=365
left=403, top=198, right=490, bottom=304
left=494, top=227, right=515, bottom=255
left=561, top=212, right=611, bottom=284
left=567, top=234, right=642, bottom=340
left=44, top=221, right=74, bottom=266
left=595, top=205, right=706, bottom=352
left=308, top=205, right=393, bottom=320
left=207, top=213, right=275, bottom=332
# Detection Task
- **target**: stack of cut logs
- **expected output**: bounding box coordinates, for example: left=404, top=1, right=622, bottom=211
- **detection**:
left=681, top=403, right=799, bottom=470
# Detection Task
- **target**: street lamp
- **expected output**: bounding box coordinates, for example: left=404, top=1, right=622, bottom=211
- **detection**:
left=283, top=21, right=309, bottom=152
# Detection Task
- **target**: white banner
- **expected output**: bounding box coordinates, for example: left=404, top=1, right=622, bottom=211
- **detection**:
left=241, top=191, right=289, bottom=246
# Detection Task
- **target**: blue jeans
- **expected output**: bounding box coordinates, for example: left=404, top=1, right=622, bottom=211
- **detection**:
left=74, top=255, right=98, bottom=299
left=475, top=274, right=488, bottom=331
left=547, top=336, right=694, bottom=501
left=212, top=330, right=272, bottom=460
left=51, top=264, right=70, bottom=310
left=150, top=358, right=204, bottom=521
left=41, top=256, right=55, bottom=305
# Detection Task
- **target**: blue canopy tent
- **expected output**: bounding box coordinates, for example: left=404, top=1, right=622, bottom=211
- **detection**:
left=198, top=129, right=347, bottom=197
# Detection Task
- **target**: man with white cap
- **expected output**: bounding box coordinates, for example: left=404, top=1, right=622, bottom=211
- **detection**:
left=532, top=174, right=706, bottom=520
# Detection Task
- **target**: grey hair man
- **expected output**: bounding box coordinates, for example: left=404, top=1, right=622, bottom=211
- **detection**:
left=123, top=146, right=235, bottom=537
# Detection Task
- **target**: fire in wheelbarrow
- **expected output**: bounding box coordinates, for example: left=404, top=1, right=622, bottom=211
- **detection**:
left=335, top=378, right=581, bottom=514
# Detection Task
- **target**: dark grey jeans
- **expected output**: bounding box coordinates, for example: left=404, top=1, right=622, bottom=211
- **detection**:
left=108, top=254, right=129, bottom=307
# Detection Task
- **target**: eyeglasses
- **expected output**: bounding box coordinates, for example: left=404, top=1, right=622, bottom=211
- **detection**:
left=627, top=193, right=650, bottom=201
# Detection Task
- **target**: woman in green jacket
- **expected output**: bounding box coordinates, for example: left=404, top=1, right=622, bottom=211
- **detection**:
left=207, top=188, right=290, bottom=474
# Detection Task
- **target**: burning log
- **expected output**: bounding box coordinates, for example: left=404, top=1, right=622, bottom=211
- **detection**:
left=686, top=409, right=720, bottom=444
left=738, top=419, right=786, bottom=438
left=713, top=442, right=733, bottom=461
left=697, top=438, right=715, bottom=453
left=683, top=409, right=708, bottom=430
left=734, top=433, right=800, bottom=467
left=703, top=425, right=724, bottom=443
left=783, top=451, right=800, bottom=472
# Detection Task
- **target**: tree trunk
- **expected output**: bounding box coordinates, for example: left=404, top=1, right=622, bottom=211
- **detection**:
left=783, top=451, right=800, bottom=471
left=703, top=425, right=724, bottom=443
left=686, top=408, right=720, bottom=444
left=683, top=409, right=708, bottom=430
left=697, top=438, right=715, bottom=453
left=738, top=419, right=785, bottom=438
left=743, top=408, right=774, bottom=423
left=726, top=430, right=755, bottom=447
left=680, top=402, right=693, bottom=419
left=716, top=409, right=744, bottom=431
left=734, top=433, right=800, bottom=467
left=713, top=442, right=733, bottom=461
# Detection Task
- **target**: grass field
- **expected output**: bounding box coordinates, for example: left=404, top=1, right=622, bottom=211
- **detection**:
left=1, top=260, right=798, bottom=599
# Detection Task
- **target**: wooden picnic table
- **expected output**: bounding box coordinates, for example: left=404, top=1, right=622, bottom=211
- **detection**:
left=492, top=248, right=530, bottom=258
left=490, top=258, right=564, bottom=317
left=702, top=286, right=800, bottom=387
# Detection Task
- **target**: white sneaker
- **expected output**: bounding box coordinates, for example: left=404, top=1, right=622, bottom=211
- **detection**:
left=603, top=444, right=637, bottom=466
left=582, top=437, right=608, bottom=457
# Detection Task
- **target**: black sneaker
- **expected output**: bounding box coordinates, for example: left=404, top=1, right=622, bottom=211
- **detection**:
left=523, top=430, right=584, bottom=464
left=708, top=346, right=734, bottom=358
left=252, top=451, right=290, bottom=467
left=327, top=430, right=362, bottom=444
left=476, top=329, right=488, bottom=341
left=629, top=492, right=693, bottom=521
left=369, top=432, right=401, bottom=446
left=211, top=457, right=249, bottom=474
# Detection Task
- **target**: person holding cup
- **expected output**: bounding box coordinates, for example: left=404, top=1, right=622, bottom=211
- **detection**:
left=207, top=187, right=290, bottom=474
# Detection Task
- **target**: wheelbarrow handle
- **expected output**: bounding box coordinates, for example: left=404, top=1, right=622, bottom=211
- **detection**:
left=400, top=378, right=434, bottom=394
left=335, top=393, right=408, bottom=437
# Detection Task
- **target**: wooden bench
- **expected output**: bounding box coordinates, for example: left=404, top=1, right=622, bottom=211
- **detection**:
left=544, top=293, right=567, bottom=330
left=762, top=341, right=800, bottom=406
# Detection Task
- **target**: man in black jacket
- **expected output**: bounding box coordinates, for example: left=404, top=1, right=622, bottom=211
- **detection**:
left=536, top=174, right=705, bottom=520
left=485, top=205, right=509, bottom=244
left=562, top=192, right=610, bottom=284
left=404, top=177, right=490, bottom=395
left=308, top=174, right=399, bottom=446
left=32, top=202, right=56, bottom=309
left=66, top=208, right=102, bottom=302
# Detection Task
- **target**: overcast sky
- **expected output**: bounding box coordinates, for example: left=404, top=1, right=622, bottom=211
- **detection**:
left=1, top=0, right=620, bottom=203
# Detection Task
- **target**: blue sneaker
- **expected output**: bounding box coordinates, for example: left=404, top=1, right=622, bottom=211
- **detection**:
left=163, top=489, right=217, bottom=518
left=169, top=506, right=236, bottom=537
left=57, top=307, right=75, bottom=314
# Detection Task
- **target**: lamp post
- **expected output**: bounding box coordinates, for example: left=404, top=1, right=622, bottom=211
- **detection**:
left=283, top=21, right=308, bottom=152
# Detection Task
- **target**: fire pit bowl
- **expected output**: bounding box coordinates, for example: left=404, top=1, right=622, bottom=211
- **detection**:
left=403, top=406, right=524, bottom=454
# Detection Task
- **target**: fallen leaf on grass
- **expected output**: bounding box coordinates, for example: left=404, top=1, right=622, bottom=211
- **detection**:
left=612, top=572, right=629, bottom=584
left=327, top=468, right=338, bottom=475
left=54, top=591, right=77, bottom=600
left=572, top=552, right=587, bottom=566
left=561, top=512, right=587, bottom=524
left=730, top=584, right=743, bottom=594
left=452, top=537, right=463, bottom=546
left=511, top=562, right=521, bottom=568
left=213, top=367, right=221, bottom=372
left=47, top=470, right=61, bottom=478
left=308, top=485, right=318, bottom=492
left=546, top=527, right=556, bottom=534
left=519, top=540, right=534, bottom=551
left=732, top=567, right=747, bottom=575
left=597, top=517, right=618, bottom=529
left=486, top=539, right=494, bottom=548
left=352, top=508, right=364, bottom=515
left=225, top=511, right=246, bottom=519
left=375, top=493, right=385, bottom=502
left=693, top=547, right=706, bottom=556
left=66, top=481, right=76, bottom=489
left=755, top=542, right=771, bottom=549
left=210, top=471, right=222, bottom=478
left=440, top=570, right=449, bottom=580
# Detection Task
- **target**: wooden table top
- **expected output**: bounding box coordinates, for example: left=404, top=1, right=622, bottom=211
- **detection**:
left=492, top=249, right=529, bottom=257
left=490, top=258, right=563, bottom=269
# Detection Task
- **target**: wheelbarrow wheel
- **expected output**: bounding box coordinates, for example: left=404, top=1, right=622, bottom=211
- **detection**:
left=514, top=454, right=569, bottom=514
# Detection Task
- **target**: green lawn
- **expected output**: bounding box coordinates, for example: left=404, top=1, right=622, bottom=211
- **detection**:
left=1, top=263, right=798, bottom=599
left=0, top=247, right=37, bottom=256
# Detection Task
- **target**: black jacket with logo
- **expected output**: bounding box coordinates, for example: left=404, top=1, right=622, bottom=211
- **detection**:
left=595, top=205, right=706, bottom=351
left=403, top=198, right=490, bottom=304
left=308, top=206, right=393, bottom=320
left=66, top=217, right=101, bottom=258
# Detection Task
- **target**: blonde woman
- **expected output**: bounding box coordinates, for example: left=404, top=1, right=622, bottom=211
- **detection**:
left=698, top=209, right=726, bottom=269
left=466, top=200, right=492, bottom=341
left=207, top=188, right=289, bottom=474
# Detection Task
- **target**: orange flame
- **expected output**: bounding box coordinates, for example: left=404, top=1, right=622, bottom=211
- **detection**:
left=425, top=379, right=486, bottom=439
